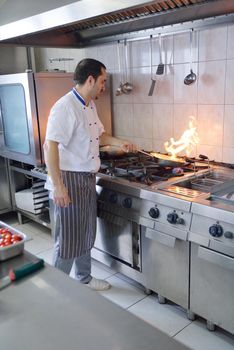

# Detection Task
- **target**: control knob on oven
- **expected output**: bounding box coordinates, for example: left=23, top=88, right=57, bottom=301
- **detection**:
left=109, top=192, right=118, bottom=204
left=167, top=212, right=178, bottom=224
left=122, top=197, right=132, bottom=209
left=209, top=224, right=223, bottom=237
left=224, top=231, right=233, bottom=239
left=148, top=207, right=159, bottom=219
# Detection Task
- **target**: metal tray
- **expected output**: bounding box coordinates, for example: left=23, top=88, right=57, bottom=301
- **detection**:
left=0, top=220, right=27, bottom=261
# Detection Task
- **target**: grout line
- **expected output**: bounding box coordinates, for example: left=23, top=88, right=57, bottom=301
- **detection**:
left=126, top=295, right=149, bottom=310
left=172, top=320, right=194, bottom=338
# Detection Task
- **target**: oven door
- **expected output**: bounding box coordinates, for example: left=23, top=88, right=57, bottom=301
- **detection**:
left=95, top=209, right=140, bottom=270
left=0, top=72, right=41, bottom=166
left=190, top=242, right=234, bottom=334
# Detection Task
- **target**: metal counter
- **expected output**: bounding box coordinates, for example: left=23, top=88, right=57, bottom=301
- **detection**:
left=0, top=252, right=189, bottom=350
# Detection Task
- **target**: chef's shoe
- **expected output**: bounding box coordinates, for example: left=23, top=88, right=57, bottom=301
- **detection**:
left=87, top=277, right=111, bottom=291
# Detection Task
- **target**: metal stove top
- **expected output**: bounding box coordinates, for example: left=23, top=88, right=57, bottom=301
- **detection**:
left=99, top=153, right=207, bottom=187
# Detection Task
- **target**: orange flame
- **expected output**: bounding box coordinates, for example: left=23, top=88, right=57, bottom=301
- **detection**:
left=164, top=116, right=199, bottom=159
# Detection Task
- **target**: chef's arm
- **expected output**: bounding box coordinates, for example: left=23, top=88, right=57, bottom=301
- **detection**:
left=43, top=140, right=71, bottom=207
left=100, top=133, right=136, bottom=152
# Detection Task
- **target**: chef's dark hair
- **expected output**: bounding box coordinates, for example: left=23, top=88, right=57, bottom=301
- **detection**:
left=74, top=58, right=106, bottom=85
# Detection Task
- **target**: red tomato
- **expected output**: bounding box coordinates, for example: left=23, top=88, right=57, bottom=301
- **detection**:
left=11, top=234, right=22, bottom=242
left=0, top=228, right=10, bottom=234
left=3, top=239, right=12, bottom=246
left=0, top=243, right=5, bottom=247
left=3, top=233, right=12, bottom=240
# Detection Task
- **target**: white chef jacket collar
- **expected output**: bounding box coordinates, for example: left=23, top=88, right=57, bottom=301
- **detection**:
left=72, top=88, right=87, bottom=106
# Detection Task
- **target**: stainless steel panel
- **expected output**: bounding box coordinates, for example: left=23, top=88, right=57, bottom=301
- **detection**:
left=188, top=231, right=209, bottom=247
left=95, top=210, right=134, bottom=266
left=0, top=157, right=11, bottom=213
left=190, top=243, right=234, bottom=334
left=145, top=228, right=176, bottom=248
left=190, top=213, right=234, bottom=247
left=0, top=72, right=41, bottom=165
left=154, top=221, right=188, bottom=241
left=198, top=246, right=234, bottom=271
left=142, top=226, right=189, bottom=308
left=141, top=189, right=191, bottom=212
left=208, top=240, right=234, bottom=258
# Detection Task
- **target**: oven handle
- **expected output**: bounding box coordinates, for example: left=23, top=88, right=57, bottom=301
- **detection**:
left=145, top=228, right=176, bottom=248
left=98, top=210, right=126, bottom=227
left=198, top=246, right=234, bottom=272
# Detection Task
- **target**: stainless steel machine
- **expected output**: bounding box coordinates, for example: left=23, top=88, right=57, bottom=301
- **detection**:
left=93, top=153, right=234, bottom=334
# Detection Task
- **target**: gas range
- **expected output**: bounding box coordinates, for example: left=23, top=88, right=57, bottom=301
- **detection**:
left=99, top=153, right=208, bottom=188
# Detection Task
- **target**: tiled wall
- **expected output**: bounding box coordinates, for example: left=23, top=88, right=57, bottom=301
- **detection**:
left=34, top=23, right=234, bottom=163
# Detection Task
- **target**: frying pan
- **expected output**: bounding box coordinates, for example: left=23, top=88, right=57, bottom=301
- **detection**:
left=99, top=145, right=188, bottom=167
left=138, top=150, right=188, bottom=167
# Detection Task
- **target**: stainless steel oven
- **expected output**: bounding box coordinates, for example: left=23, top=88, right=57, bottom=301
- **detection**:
left=95, top=180, right=141, bottom=271
left=188, top=194, right=234, bottom=334
left=0, top=72, right=112, bottom=166
left=0, top=72, right=74, bottom=165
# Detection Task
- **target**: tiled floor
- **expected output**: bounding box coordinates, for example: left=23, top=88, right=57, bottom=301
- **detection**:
left=1, top=212, right=234, bottom=350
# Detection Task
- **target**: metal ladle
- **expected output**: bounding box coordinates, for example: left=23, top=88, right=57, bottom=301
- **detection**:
left=184, top=29, right=197, bottom=85
left=121, top=39, right=133, bottom=94
left=116, top=41, right=124, bottom=96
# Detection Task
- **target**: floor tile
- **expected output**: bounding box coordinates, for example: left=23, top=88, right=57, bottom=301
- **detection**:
left=91, top=263, right=116, bottom=280
left=98, top=275, right=147, bottom=309
left=174, top=319, right=234, bottom=350
left=128, top=295, right=192, bottom=337
left=37, top=248, right=54, bottom=265
left=115, top=272, right=146, bottom=292
left=25, top=235, right=54, bottom=255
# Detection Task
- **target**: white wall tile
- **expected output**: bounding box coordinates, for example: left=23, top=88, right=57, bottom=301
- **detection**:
left=197, top=144, right=223, bottom=161
left=174, top=31, right=198, bottom=64
left=68, top=48, right=85, bottom=72
left=84, top=46, right=98, bottom=59
left=152, top=104, right=173, bottom=141
left=97, top=43, right=118, bottom=71
left=174, top=63, right=198, bottom=104
left=152, top=34, right=174, bottom=66
left=152, top=140, right=167, bottom=153
left=198, top=60, right=226, bottom=104
left=133, top=104, right=153, bottom=138
left=225, top=59, right=234, bottom=104
left=197, top=105, right=224, bottom=146
left=227, top=23, right=234, bottom=59
left=131, top=39, right=150, bottom=68
left=134, top=137, right=153, bottom=151
left=132, top=66, right=152, bottom=104
left=113, top=104, right=133, bottom=137
left=152, top=69, right=174, bottom=104
left=223, top=105, right=234, bottom=147
left=222, top=147, right=234, bottom=163
left=199, top=26, right=227, bottom=61
left=173, top=104, right=197, bottom=140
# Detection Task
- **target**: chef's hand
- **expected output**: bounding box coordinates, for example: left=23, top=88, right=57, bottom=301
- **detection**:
left=53, top=183, right=71, bottom=207
left=120, top=140, right=137, bottom=153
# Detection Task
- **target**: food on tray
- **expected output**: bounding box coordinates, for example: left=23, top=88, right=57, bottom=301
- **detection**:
left=0, top=228, right=23, bottom=248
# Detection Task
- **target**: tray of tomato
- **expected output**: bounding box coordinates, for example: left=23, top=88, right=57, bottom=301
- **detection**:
left=0, top=220, right=27, bottom=261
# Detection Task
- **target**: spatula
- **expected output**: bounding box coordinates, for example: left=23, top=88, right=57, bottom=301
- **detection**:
left=156, top=33, right=164, bottom=75
left=148, top=35, right=156, bottom=96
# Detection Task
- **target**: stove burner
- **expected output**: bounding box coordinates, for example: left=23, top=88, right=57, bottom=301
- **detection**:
left=99, top=153, right=198, bottom=185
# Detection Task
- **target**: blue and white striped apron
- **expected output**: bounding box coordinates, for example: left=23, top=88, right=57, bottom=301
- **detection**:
left=55, top=171, right=96, bottom=259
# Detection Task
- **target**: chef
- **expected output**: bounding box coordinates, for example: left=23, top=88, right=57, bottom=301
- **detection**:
left=44, top=58, right=134, bottom=291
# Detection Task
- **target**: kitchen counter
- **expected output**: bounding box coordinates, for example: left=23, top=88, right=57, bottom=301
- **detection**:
left=0, top=252, right=189, bottom=350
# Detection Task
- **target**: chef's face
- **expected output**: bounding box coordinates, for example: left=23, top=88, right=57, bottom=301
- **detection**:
left=91, top=68, right=107, bottom=99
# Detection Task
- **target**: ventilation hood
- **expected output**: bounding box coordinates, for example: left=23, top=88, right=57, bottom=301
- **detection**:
left=0, top=0, right=234, bottom=47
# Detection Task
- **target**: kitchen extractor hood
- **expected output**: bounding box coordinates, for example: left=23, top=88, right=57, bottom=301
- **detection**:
left=0, top=0, right=234, bottom=47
